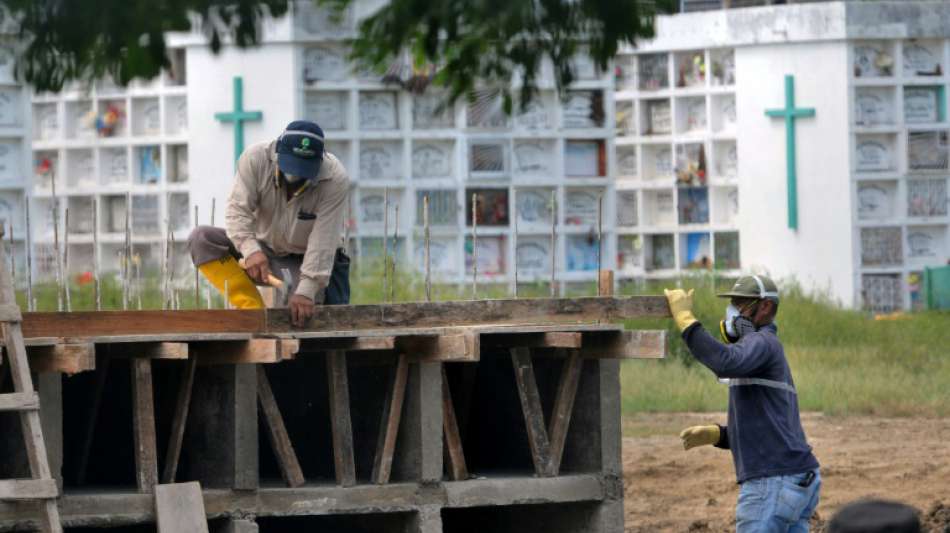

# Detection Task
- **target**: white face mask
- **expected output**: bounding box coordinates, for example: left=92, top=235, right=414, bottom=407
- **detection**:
left=724, top=304, right=741, bottom=337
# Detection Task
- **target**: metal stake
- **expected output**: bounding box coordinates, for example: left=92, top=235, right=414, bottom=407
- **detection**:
left=382, top=188, right=389, bottom=300
left=550, top=190, right=557, bottom=298
left=423, top=195, right=431, bottom=302
left=471, top=193, right=477, bottom=300
left=93, top=197, right=100, bottom=310
left=597, top=193, right=603, bottom=296
left=390, top=204, right=398, bottom=303
left=24, top=198, right=32, bottom=311
left=513, top=210, right=519, bottom=298
left=210, top=197, right=216, bottom=226
left=8, top=221, right=14, bottom=284
left=64, top=207, right=71, bottom=311
left=123, top=192, right=131, bottom=310
left=52, top=173, right=63, bottom=311
left=193, top=205, right=199, bottom=308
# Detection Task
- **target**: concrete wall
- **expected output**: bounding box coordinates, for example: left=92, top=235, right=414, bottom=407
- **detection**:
left=185, top=43, right=298, bottom=223
left=735, top=41, right=854, bottom=303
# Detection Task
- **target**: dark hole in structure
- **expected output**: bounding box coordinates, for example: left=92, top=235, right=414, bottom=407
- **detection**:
left=445, top=349, right=602, bottom=477
left=441, top=501, right=601, bottom=533
left=256, top=511, right=414, bottom=533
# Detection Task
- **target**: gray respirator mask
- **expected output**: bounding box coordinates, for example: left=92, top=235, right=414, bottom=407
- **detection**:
left=722, top=302, right=758, bottom=342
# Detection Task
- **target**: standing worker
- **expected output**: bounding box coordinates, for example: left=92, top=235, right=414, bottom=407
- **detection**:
left=664, top=276, right=820, bottom=532
left=189, top=120, right=350, bottom=326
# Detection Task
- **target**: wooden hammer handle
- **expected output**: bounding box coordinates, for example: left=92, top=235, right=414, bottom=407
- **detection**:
left=238, top=258, right=285, bottom=289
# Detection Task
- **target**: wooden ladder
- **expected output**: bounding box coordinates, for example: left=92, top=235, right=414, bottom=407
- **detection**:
left=0, top=229, right=62, bottom=532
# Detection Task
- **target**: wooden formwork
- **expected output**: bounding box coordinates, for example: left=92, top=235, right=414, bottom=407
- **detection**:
left=0, top=296, right=669, bottom=532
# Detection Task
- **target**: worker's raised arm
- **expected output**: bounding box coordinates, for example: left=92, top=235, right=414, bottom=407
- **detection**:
left=225, top=150, right=263, bottom=259
left=681, top=322, right=770, bottom=378
left=294, top=155, right=349, bottom=303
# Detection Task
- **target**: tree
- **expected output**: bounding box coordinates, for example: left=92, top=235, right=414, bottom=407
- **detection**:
left=5, top=0, right=671, bottom=108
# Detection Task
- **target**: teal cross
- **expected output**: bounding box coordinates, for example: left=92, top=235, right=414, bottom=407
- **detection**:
left=765, top=75, right=815, bottom=230
left=214, top=77, right=263, bottom=167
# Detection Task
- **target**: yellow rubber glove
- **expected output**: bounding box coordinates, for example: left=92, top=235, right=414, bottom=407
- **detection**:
left=679, top=425, right=720, bottom=450
left=664, top=288, right=697, bottom=332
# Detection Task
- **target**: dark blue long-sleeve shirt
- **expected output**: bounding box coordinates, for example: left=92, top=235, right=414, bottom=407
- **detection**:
left=682, top=322, right=819, bottom=483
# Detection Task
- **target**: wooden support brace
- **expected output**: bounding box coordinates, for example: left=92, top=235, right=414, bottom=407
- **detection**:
left=26, top=344, right=95, bottom=375
left=547, top=350, right=583, bottom=476
left=580, top=330, right=666, bottom=359
left=482, top=331, right=582, bottom=349
left=326, top=350, right=356, bottom=487
left=371, top=354, right=409, bottom=484
left=257, top=367, right=305, bottom=488
left=441, top=365, right=468, bottom=481
left=0, top=478, right=58, bottom=500
left=301, top=336, right=396, bottom=352
left=100, top=342, right=188, bottom=360
left=397, top=332, right=479, bottom=362
left=161, top=357, right=197, bottom=484
left=131, top=358, right=159, bottom=492
left=0, top=391, right=39, bottom=412
left=510, top=347, right=555, bottom=477
left=192, top=339, right=299, bottom=365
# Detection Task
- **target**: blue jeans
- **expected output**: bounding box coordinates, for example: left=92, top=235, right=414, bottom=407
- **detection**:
left=736, top=469, right=821, bottom=533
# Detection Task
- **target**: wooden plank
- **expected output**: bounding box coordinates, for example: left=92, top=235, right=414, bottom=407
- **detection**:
left=580, top=330, right=666, bottom=359
left=100, top=342, right=188, bottom=360
left=0, top=391, right=39, bottom=411
left=131, top=358, right=159, bottom=492
left=20, top=310, right=265, bottom=339
left=598, top=270, right=614, bottom=297
left=510, top=347, right=555, bottom=477
left=547, top=350, right=583, bottom=476
left=27, top=344, right=95, bottom=375
left=271, top=323, right=624, bottom=340
left=0, top=478, right=58, bottom=500
left=397, top=332, right=479, bottom=362
left=301, top=336, right=396, bottom=352
left=191, top=339, right=299, bottom=365
left=161, top=358, right=197, bottom=484
left=266, top=296, right=668, bottom=332
left=154, top=482, right=209, bottom=533
left=0, top=304, right=21, bottom=322
left=482, top=331, right=582, bottom=349
left=371, top=354, right=409, bottom=484
left=326, top=350, right=356, bottom=487
left=257, top=367, right=305, bottom=488
left=441, top=365, right=468, bottom=481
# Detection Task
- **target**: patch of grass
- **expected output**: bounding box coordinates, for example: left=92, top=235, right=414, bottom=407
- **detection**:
left=617, top=273, right=950, bottom=417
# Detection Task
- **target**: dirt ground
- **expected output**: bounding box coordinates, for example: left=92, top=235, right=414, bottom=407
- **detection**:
left=622, top=413, right=950, bottom=532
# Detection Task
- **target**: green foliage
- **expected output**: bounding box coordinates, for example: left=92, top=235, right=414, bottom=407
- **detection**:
left=4, top=0, right=289, bottom=92
left=618, top=276, right=950, bottom=417
left=322, top=0, right=671, bottom=111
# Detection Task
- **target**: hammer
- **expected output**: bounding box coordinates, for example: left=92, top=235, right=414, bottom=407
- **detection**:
left=238, top=258, right=285, bottom=289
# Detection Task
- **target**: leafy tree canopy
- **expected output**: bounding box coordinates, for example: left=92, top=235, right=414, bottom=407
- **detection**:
left=4, top=0, right=671, bottom=109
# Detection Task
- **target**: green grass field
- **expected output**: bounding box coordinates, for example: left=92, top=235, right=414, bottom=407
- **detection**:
left=18, top=264, right=950, bottom=417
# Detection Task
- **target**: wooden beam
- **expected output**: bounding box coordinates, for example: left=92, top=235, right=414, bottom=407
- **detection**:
left=326, top=350, right=356, bottom=487
left=580, top=330, right=666, bottom=359
left=547, top=350, right=583, bottom=476
left=257, top=367, right=305, bottom=488
left=0, top=391, right=39, bottom=412
left=131, top=358, right=159, bottom=492
left=301, top=336, right=396, bottom=352
left=26, top=343, right=95, bottom=375
left=161, top=358, right=197, bottom=485
left=510, top=348, right=555, bottom=477
left=397, top=332, right=479, bottom=362
left=192, top=339, right=299, bottom=365
left=267, top=296, right=668, bottom=332
left=0, top=478, right=58, bottom=500
left=482, top=331, right=582, bottom=349
left=441, top=365, right=468, bottom=481
left=154, top=482, right=209, bottom=533
left=371, top=354, right=409, bottom=484
left=598, top=270, right=614, bottom=297
left=20, top=310, right=264, bottom=339
left=100, top=342, right=188, bottom=360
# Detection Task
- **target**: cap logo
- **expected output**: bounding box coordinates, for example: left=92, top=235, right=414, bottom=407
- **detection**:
left=292, top=136, right=317, bottom=157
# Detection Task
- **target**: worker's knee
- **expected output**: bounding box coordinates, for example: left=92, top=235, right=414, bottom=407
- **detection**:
left=188, top=226, right=233, bottom=265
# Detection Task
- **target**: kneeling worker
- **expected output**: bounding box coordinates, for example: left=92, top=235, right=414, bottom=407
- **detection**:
left=664, top=276, right=820, bottom=532
left=188, top=120, right=350, bottom=326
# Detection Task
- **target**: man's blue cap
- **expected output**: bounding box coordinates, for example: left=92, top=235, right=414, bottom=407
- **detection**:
left=276, top=120, right=325, bottom=180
